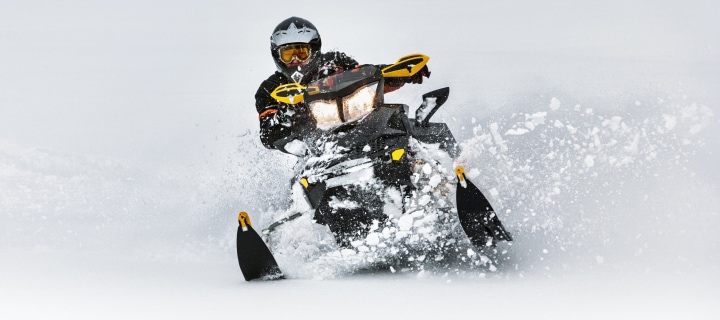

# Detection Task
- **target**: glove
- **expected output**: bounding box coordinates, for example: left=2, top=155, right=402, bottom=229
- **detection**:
left=258, top=109, right=289, bottom=148
left=409, top=65, right=431, bottom=84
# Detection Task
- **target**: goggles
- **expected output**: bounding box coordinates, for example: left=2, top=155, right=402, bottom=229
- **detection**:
left=278, top=43, right=312, bottom=63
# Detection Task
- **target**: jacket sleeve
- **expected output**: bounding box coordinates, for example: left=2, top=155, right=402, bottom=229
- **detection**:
left=255, top=74, right=293, bottom=150
left=335, top=52, right=359, bottom=70
left=317, top=51, right=360, bottom=77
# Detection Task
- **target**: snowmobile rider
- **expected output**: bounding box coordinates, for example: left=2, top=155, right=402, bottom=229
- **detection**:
left=255, top=16, right=430, bottom=153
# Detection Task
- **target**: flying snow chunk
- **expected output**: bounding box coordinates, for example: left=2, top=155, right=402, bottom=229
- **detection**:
left=505, top=128, right=530, bottom=136
left=528, top=112, right=547, bottom=126
left=365, top=232, right=380, bottom=246
left=283, top=140, right=307, bottom=156
left=549, top=97, right=561, bottom=110
left=467, top=168, right=481, bottom=179
left=488, top=122, right=509, bottom=152
left=428, top=174, right=442, bottom=188
left=418, top=194, right=432, bottom=206
left=489, top=188, right=499, bottom=197
left=663, top=114, right=677, bottom=130
left=584, top=155, right=595, bottom=168
left=603, top=116, right=623, bottom=131
left=398, top=215, right=414, bottom=231
left=467, top=248, right=476, bottom=257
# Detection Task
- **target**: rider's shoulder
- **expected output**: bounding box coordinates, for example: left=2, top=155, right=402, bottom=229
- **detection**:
left=256, top=71, right=287, bottom=95
left=260, top=71, right=287, bottom=86
left=264, top=71, right=286, bottom=82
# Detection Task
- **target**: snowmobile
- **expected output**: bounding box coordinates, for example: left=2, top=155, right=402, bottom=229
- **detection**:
left=236, top=54, right=512, bottom=281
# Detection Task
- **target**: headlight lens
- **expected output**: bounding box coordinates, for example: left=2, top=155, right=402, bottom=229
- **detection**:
left=342, top=83, right=377, bottom=123
left=308, top=82, right=378, bottom=130
left=309, top=99, right=341, bottom=130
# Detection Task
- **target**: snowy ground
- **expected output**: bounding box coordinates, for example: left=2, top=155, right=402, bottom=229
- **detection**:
left=2, top=0, right=719, bottom=319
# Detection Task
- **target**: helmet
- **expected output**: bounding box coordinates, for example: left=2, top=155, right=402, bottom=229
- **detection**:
left=270, top=17, right=322, bottom=84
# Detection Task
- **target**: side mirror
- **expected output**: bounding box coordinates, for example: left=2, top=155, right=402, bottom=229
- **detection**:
left=415, top=87, right=450, bottom=126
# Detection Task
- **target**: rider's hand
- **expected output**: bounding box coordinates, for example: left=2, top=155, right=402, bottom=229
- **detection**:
left=409, top=65, right=431, bottom=84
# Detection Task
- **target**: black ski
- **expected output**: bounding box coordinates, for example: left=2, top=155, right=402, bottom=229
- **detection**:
left=455, top=167, right=512, bottom=249
left=236, top=212, right=284, bottom=281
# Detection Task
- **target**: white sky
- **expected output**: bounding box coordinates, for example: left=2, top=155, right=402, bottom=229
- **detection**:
left=1, top=1, right=719, bottom=318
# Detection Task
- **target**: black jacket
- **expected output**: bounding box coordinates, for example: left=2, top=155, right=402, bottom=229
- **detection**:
left=255, top=51, right=425, bottom=152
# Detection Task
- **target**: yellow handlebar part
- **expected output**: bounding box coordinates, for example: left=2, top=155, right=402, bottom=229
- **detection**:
left=381, top=54, right=429, bottom=78
left=270, top=83, right=306, bottom=105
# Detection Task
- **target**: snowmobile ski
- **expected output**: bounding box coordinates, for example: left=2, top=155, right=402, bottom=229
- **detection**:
left=455, top=166, right=513, bottom=249
left=236, top=212, right=284, bottom=281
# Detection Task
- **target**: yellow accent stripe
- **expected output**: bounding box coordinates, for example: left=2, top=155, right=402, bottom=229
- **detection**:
left=391, top=148, right=405, bottom=161
left=258, top=108, right=278, bottom=120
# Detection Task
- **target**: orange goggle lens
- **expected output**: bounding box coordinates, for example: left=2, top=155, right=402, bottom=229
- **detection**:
left=278, top=44, right=311, bottom=63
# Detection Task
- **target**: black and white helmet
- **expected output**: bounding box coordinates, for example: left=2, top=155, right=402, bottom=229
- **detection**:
left=270, top=17, right=322, bottom=84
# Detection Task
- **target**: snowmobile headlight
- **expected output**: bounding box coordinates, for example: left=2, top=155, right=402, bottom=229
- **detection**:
left=309, top=82, right=378, bottom=130
left=342, top=82, right=378, bottom=123
left=309, top=99, right=342, bottom=130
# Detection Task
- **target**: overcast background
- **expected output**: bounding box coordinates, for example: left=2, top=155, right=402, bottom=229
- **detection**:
left=1, top=0, right=719, bottom=318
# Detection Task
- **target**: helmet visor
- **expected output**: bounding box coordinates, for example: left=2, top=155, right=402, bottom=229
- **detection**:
left=278, top=44, right=312, bottom=63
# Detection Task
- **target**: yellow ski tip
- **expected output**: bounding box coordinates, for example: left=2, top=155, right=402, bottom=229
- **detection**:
left=238, top=212, right=252, bottom=230
left=455, top=166, right=465, bottom=181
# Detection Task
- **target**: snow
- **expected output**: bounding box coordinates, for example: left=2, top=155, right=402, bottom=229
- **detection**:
left=550, top=97, right=562, bottom=111
left=2, top=0, right=720, bottom=319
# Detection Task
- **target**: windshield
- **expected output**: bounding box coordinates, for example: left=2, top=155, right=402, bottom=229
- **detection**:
left=305, top=65, right=383, bottom=103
